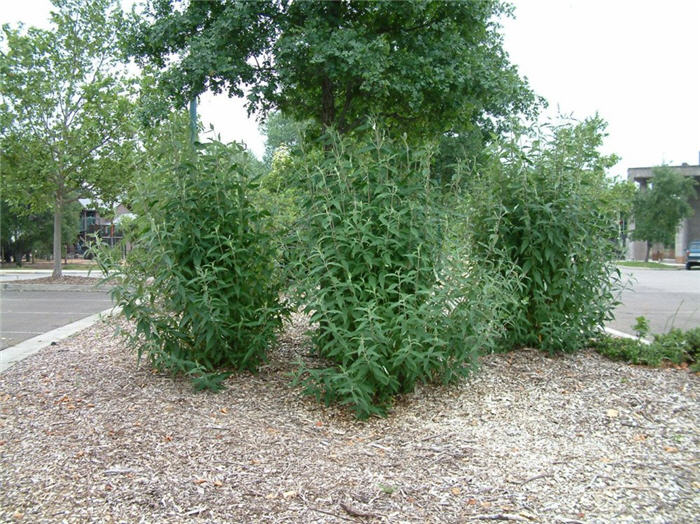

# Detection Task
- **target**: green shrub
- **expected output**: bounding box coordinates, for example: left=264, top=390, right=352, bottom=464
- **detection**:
left=250, top=145, right=303, bottom=273
left=593, top=328, right=699, bottom=369
left=632, top=315, right=650, bottom=339
left=470, top=117, right=623, bottom=353
left=98, top=141, right=287, bottom=389
left=291, top=131, right=512, bottom=418
left=593, top=334, right=647, bottom=364
left=682, top=327, right=700, bottom=362
left=650, top=329, right=692, bottom=366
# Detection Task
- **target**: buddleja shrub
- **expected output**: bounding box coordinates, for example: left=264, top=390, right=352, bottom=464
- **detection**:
left=470, top=116, right=623, bottom=353
left=292, top=131, right=511, bottom=418
left=99, top=141, right=286, bottom=390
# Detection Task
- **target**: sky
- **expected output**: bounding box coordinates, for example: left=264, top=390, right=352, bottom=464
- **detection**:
left=3, top=0, right=699, bottom=179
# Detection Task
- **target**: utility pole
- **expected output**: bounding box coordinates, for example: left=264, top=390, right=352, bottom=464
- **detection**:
left=189, top=97, right=198, bottom=145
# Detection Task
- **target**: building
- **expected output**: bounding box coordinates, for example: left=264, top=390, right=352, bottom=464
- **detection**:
left=627, top=163, right=700, bottom=262
left=75, top=199, right=133, bottom=254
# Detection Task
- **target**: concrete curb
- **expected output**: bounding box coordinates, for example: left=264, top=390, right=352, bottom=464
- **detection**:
left=604, top=326, right=651, bottom=345
left=0, top=305, right=122, bottom=373
left=1, top=283, right=113, bottom=292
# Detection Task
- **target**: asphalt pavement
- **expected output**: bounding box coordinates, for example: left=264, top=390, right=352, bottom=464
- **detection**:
left=0, top=266, right=698, bottom=368
left=609, top=267, right=700, bottom=335
left=0, top=289, right=114, bottom=350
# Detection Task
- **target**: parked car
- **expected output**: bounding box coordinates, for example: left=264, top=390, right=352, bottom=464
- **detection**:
left=686, top=240, right=700, bottom=270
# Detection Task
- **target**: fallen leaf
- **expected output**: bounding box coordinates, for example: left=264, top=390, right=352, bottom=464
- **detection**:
left=220, top=408, right=228, bottom=414
left=163, top=435, right=173, bottom=442
left=213, top=480, right=223, bottom=487
left=467, top=499, right=477, bottom=506
left=194, top=478, right=207, bottom=485
left=12, top=511, right=23, bottom=520
left=664, top=446, right=678, bottom=453
left=632, top=434, right=647, bottom=442
left=606, top=409, right=619, bottom=418
left=315, top=421, right=323, bottom=427
left=451, top=487, right=461, bottom=495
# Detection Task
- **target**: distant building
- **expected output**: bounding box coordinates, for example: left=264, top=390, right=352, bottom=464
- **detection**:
left=627, top=164, right=700, bottom=262
left=76, top=199, right=133, bottom=254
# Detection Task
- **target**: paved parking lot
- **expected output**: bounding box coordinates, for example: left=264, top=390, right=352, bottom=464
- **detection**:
left=0, top=290, right=114, bottom=350
left=609, top=267, right=700, bottom=335
left=1, top=267, right=697, bottom=355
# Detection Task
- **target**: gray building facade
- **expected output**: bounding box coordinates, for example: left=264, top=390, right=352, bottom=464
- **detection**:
left=627, top=164, right=700, bottom=262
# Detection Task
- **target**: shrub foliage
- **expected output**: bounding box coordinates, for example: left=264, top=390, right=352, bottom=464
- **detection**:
left=101, top=142, right=286, bottom=390
left=291, top=131, right=511, bottom=418
left=470, top=117, right=623, bottom=352
left=593, top=327, right=699, bottom=371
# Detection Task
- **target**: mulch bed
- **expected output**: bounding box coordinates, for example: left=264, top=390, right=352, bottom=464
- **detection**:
left=0, top=312, right=697, bottom=522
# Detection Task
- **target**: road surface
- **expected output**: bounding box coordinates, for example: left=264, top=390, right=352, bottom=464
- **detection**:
left=0, top=289, right=114, bottom=350
left=609, top=267, right=700, bottom=336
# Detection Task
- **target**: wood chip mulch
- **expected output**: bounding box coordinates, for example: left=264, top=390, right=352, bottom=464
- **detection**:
left=0, top=313, right=697, bottom=523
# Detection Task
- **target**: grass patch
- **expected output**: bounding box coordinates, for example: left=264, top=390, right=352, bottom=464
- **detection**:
left=616, top=261, right=679, bottom=270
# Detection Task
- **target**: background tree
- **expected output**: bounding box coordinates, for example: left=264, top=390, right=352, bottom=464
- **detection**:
left=0, top=0, right=138, bottom=277
left=130, top=0, right=538, bottom=144
left=260, top=111, right=310, bottom=166
left=631, top=166, right=697, bottom=262
left=606, top=179, right=636, bottom=258
left=0, top=200, right=80, bottom=265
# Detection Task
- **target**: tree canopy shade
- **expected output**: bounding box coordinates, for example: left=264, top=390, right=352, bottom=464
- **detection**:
left=631, top=166, right=697, bottom=261
left=0, top=0, right=137, bottom=277
left=129, top=0, right=539, bottom=140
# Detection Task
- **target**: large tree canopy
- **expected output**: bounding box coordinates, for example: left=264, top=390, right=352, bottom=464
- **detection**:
left=0, top=0, right=138, bottom=277
left=130, top=0, right=538, bottom=140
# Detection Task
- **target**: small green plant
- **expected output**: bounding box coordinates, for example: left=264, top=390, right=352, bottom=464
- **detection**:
left=593, top=326, right=699, bottom=370
left=633, top=316, right=650, bottom=339
left=379, top=484, right=395, bottom=495
left=649, top=329, right=692, bottom=366
left=96, top=141, right=287, bottom=390
left=592, top=335, right=646, bottom=364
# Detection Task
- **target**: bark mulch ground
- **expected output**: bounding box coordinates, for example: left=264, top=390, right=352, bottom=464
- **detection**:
left=0, top=313, right=697, bottom=523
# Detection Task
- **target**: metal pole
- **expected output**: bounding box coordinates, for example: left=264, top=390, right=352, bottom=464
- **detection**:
left=189, top=97, right=198, bottom=145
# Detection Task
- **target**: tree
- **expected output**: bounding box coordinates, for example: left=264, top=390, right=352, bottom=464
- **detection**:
left=0, top=0, right=137, bottom=277
left=129, top=0, right=538, bottom=142
left=0, top=200, right=79, bottom=265
left=260, top=111, right=310, bottom=166
left=631, top=166, right=697, bottom=262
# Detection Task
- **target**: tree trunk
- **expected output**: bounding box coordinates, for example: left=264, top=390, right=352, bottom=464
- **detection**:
left=643, top=242, right=650, bottom=263
left=321, top=76, right=335, bottom=130
left=52, top=196, right=63, bottom=278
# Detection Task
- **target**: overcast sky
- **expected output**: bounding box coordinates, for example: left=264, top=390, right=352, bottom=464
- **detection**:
left=3, top=0, right=699, bottom=178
